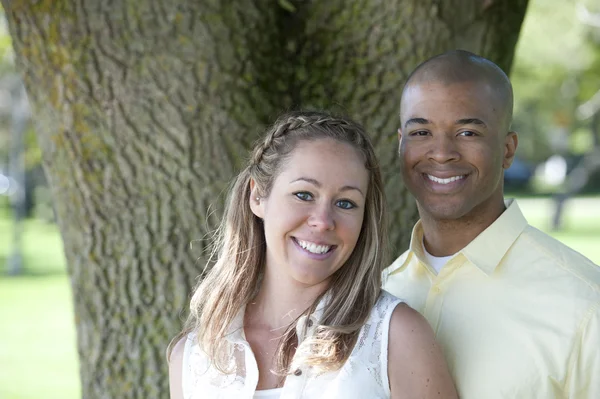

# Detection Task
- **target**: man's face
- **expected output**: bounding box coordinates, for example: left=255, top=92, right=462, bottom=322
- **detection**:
left=399, top=80, right=516, bottom=222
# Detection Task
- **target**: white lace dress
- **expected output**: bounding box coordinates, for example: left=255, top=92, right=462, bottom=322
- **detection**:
left=181, top=291, right=402, bottom=399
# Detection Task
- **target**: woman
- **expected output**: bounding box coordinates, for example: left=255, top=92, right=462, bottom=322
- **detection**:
left=168, top=110, right=457, bottom=398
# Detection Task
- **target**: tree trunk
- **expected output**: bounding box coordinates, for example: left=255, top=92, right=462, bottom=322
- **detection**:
left=2, top=0, right=528, bottom=397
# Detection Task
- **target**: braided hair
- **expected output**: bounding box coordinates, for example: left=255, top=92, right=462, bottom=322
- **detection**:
left=171, top=110, right=388, bottom=375
left=250, top=111, right=373, bottom=200
left=250, top=111, right=366, bottom=165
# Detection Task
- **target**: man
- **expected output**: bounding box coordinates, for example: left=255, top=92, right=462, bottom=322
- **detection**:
left=384, top=50, right=600, bottom=398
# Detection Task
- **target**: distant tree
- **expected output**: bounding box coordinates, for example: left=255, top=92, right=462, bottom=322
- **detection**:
left=511, top=0, right=600, bottom=164
left=1, top=1, right=529, bottom=397
left=551, top=2, right=600, bottom=228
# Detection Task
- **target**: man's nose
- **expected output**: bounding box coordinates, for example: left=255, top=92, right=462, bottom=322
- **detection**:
left=427, top=135, right=460, bottom=164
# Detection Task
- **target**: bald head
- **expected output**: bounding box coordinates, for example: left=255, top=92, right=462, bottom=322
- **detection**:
left=402, top=50, right=514, bottom=130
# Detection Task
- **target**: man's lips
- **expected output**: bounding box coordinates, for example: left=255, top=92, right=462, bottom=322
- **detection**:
left=425, top=174, right=467, bottom=185
left=418, top=172, right=470, bottom=193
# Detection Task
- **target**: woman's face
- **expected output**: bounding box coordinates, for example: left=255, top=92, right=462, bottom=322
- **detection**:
left=251, top=138, right=369, bottom=288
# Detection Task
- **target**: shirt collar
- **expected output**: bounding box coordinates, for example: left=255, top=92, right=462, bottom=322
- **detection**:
left=387, top=217, right=429, bottom=276
left=296, top=293, right=328, bottom=341
left=225, top=304, right=248, bottom=344
left=461, top=199, right=528, bottom=275
left=389, top=199, right=528, bottom=276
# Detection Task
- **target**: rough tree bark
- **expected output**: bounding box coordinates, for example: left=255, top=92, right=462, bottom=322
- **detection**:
left=2, top=0, right=528, bottom=397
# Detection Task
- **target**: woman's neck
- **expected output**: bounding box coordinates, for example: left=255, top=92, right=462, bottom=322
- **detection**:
left=245, top=268, right=328, bottom=331
left=243, top=270, right=329, bottom=390
left=245, top=271, right=327, bottom=331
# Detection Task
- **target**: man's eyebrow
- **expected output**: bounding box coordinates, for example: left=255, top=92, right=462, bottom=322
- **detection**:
left=404, top=118, right=430, bottom=129
left=290, top=177, right=364, bottom=196
left=456, top=118, right=487, bottom=127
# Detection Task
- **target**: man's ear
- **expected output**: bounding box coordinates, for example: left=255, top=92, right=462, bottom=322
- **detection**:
left=502, top=131, right=518, bottom=169
left=398, top=128, right=403, bottom=152
left=249, top=178, right=264, bottom=219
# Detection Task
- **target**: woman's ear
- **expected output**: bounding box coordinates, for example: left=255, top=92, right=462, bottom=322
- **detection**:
left=249, top=178, right=264, bottom=219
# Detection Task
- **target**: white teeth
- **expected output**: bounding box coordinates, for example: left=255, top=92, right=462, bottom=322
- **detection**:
left=296, top=239, right=331, bottom=254
left=427, top=175, right=465, bottom=185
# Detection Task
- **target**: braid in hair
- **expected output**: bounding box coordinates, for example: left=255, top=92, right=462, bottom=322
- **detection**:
left=250, top=112, right=366, bottom=171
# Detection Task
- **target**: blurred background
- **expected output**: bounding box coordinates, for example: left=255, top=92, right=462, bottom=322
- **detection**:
left=1, top=0, right=599, bottom=398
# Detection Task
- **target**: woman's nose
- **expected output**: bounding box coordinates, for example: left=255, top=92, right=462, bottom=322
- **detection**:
left=308, top=204, right=335, bottom=231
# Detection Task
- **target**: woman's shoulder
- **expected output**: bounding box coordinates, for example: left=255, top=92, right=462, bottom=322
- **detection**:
left=168, top=332, right=199, bottom=378
left=168, top=334, right=192, bottom=399
left=169, top=333, right=193, bottom=364
left=169, top=332, right=210, bottom=399
left=363, top=291, right=420, bottom=346
left=383, top=288, right=432, bottom=347
left=388, top=301, right=430, bottom=340
left=168, top=332, right=196, bottom=374
left=386, top=302, right=459, bottom=398
left=379, top=290, right=440, bottom=368
left=356, top=291, right=406, bottom=347
left=170, top=336, right=186, bottom=361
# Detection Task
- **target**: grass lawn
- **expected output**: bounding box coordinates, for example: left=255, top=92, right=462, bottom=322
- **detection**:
left=0, top=212, right=80, bottom=399
left=0, top=196, right=599, bottom=398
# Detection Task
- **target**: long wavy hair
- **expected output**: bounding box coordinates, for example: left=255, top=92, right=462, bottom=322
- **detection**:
left=168, top=110, right=388, bottom=375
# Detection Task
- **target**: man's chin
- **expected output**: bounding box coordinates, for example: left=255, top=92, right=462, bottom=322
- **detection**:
left=418, top=201, right=469, bottom=222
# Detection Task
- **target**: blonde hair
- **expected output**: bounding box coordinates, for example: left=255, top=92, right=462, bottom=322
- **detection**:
left=168, top=110, right=388, bottom=375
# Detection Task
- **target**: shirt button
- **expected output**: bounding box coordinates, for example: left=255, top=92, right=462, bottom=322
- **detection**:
left=307, top=319, right=313, bottom=327
left=432, top=286, right=441, bottom=293
left=294, top=368, right=302, bottom=376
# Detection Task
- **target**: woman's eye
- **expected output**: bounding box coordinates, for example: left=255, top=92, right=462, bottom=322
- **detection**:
left=294, top=192, right=313, bottom=201
left=336, top=200, right=356, bottom=210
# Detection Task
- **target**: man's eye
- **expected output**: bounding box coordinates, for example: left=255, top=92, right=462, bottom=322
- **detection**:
left=294, top=192, right=313, bottom=201
left=411, top=130, right=429, bottom=136
left=336, top=200, right=356, bottom=210
left=458, top=131, right=476, bottom=137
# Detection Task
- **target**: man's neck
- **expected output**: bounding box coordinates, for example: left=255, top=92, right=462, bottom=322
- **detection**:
left=419, top=200, right=507, bottom=257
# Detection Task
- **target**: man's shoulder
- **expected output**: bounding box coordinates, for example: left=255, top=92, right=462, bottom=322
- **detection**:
left=514, top=224, right=600, bottom=293
left=520, top=224, right=598, bottom=270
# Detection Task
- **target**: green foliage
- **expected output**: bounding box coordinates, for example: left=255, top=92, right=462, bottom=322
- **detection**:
left=0, top=15, right=14, bottom=75
left=511, top=0, right=600, bottom=162
left=570, top=126, right=596, bottom=154
left=277, top=0, right=297, bottom=13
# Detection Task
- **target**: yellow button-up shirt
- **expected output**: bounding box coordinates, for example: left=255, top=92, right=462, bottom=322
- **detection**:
left=384, top=200, right=600, bottom=398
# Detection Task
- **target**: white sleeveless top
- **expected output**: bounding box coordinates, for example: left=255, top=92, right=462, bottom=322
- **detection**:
left=181, top=291, right=402, bottom=399
left=253, top=387, right=282, bottom=398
